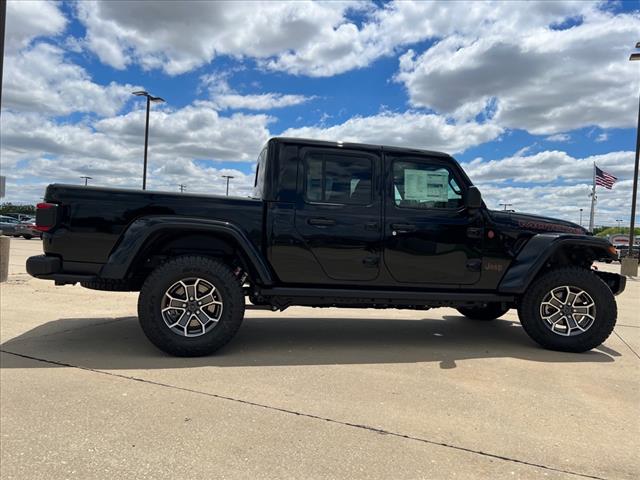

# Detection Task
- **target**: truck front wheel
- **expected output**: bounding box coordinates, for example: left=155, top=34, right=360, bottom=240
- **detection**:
left=138, top=255, right=245, bottom=357
left=517, top=267, right=616, bottom=353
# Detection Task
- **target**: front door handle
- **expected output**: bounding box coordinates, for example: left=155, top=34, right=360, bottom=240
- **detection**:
left=467, top=227, right=483, bottom=239
left=308, top=217, right=336, bottom=227
left=391, top=223, right=416, bottom=233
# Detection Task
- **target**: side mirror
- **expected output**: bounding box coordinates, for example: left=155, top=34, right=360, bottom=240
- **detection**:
left=465, top=186, right=482, bottom=209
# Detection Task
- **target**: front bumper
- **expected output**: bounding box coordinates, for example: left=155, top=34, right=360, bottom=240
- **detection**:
left=593, top=270, right=626, bottom=296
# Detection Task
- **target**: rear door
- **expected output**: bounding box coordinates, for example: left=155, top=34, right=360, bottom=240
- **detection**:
left=294, top=146, right=383, bottom=281
left=383, top=155, right=483, bottom=285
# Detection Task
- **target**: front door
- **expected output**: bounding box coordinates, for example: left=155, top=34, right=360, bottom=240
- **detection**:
left=383, top=155, right=483, bottom=285
left=294, top=147, right=382, bottom=282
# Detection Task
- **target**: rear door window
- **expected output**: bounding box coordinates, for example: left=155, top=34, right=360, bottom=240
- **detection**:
left=304, top=153, right=372, bottom=205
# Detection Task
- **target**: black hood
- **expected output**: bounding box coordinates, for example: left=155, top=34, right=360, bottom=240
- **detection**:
left=489, top=210, right=588, bottom=235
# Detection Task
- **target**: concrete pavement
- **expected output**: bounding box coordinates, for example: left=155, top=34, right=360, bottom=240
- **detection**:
left=1, top=238, right=638, bottom=479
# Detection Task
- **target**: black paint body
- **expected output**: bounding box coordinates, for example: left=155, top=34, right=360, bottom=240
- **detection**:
left=28, top=137, right=623, bottom=307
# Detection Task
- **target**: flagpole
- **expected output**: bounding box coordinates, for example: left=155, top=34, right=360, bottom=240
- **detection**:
left=589, top=162, right=596, bottom=232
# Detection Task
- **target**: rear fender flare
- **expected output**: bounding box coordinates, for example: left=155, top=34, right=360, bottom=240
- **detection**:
left=498, top=234, right=617, bottom=294
left=99, top=216, right=273, bottom=285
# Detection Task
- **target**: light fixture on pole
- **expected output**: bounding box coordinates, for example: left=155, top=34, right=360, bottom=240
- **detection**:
left=132, top=90, right=165, bottom=190
left=221, top=175, right=234, bottom=196
left=80, top=176, right=92, bottom=186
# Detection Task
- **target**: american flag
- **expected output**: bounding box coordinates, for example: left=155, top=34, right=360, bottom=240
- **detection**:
left=595, top=165, right=617, bottom=190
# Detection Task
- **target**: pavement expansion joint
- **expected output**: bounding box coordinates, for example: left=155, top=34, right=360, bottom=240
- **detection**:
left=0, top=348, right=610, bottom=480
left=612, top=331, right=640, bottom=359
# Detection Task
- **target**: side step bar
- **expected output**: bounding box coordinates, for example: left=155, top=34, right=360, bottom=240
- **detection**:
left=252, top=287, right=515, bottom=310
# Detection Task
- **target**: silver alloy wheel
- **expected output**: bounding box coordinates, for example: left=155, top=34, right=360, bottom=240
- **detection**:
left=161, top=277, right=223, bottom=337
left=539, top=285, right=596, bottom=337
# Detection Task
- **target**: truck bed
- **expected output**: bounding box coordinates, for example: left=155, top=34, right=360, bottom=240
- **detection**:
left=41, top=184, right=264, bottom=270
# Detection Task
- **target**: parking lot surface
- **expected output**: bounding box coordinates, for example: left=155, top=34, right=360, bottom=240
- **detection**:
left=1, top=238, right=638, bottom=479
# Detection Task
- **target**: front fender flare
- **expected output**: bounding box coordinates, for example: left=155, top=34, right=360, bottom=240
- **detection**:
left=99, top=216, right=273, bottom=285
left=498, top=234, right=617, bottom=294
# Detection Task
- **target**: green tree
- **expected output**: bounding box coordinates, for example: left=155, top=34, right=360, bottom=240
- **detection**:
left=595, top=226, right=640, bottom=238
left=0, top=203, right=36, bottom=216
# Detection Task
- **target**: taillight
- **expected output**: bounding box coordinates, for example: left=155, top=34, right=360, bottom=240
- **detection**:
left=35, top=202, right=58, bottom=232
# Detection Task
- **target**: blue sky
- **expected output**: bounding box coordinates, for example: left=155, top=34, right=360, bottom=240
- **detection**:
left=1, top=0, right=639, bottom=227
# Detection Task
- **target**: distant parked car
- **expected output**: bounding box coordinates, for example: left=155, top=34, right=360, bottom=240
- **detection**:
left=618, top=245, right=640, bottom=260
left=15, top=220, right=42, bottom=240
left=4, top=213, right=35, bottom=222
left=0, top=215, right=22, bottom=235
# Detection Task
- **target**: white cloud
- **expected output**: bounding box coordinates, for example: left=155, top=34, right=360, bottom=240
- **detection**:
left=0, top=103, right=273, bottom=203
left=209, top=93, right=313, bottom=111
left=72, top=0, right=601, bottom=78
left=546, top=134, right=570, bottom=142
left=76, top=1, right=368, bottom=75
left=5, top=0, right=67, bottom=53
left=464, top=150, right=637, bottom=223
left=283, top=111, right=503, bottom=154
left=395, top=10, right=640, bottom=134
left=595, top=133, right=609, bottom=143
left=199, top=71, right=314, bottom=110
left=3, top=43, right=138, bottom=117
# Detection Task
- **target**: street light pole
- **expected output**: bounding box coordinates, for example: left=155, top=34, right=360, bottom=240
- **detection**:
left=622, top=43, right=640, bottom=276
left=132, top=91, right=165, bottom=190
left=221, top=175, right=234, bottom=196
left=143, top=95, right=150, bottom=190
left=579, top=208, right=583, bottom=226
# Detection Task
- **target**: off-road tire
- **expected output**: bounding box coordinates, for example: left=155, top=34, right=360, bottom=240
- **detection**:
left=81, top=278, right=138, bottom=291
left=457, top=303, right=509, bottom=321
left=138, top=255, right=245, bottom=357
left=518, top=267, right=616, bottom=353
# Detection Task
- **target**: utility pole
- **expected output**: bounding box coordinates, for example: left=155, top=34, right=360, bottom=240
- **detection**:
left=616, top=219, right=623, bottom=233
left=178, top=184, right=187, bottom=193
left=588, top=162, right=597, bottom=233
left=221, top=175, right=234, bottom=196
left=579, top=208, right=583, bottom=226
left=622, top=43, right=640, bottom=276
left=499, top=203, right=513, bottom=211
left=80, top=176, right=92, bottom=186
left=132, top=91, right=165, bottom=190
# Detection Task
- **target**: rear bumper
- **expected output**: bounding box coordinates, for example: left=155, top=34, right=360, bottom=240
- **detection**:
left=26, top=255, right=94, bottom=285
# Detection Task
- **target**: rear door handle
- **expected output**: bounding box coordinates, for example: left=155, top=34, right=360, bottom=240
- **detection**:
left=308, top=217, right=336, bottom=227
left=391, top=223, right=416, bottom=233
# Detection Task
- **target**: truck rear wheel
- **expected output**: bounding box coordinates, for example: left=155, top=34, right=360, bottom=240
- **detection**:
left=457, top=303, right=509, bottom=321
left=138, top=255, right=245, bottom=357
left=517, top=267, right=616, bottom=353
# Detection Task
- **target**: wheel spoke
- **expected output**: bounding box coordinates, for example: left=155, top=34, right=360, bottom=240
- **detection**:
left=199, top=294, right=222, bottom=308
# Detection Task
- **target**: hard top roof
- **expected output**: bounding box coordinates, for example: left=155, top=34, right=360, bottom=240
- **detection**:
left=270, top=137, right=452, bottom=159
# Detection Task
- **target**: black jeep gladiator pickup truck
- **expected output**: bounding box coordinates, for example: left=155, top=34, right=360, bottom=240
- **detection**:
left=27, top=137, right=626, bottom=356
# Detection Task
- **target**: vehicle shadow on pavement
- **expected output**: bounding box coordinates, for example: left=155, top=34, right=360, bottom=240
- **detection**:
left=0, top=314, right=620, bottom=370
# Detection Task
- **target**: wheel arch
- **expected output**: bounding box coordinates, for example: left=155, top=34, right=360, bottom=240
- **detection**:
left=99, top=216, right=274, bottom=287
left=499, top=234, right=618, bottom=295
